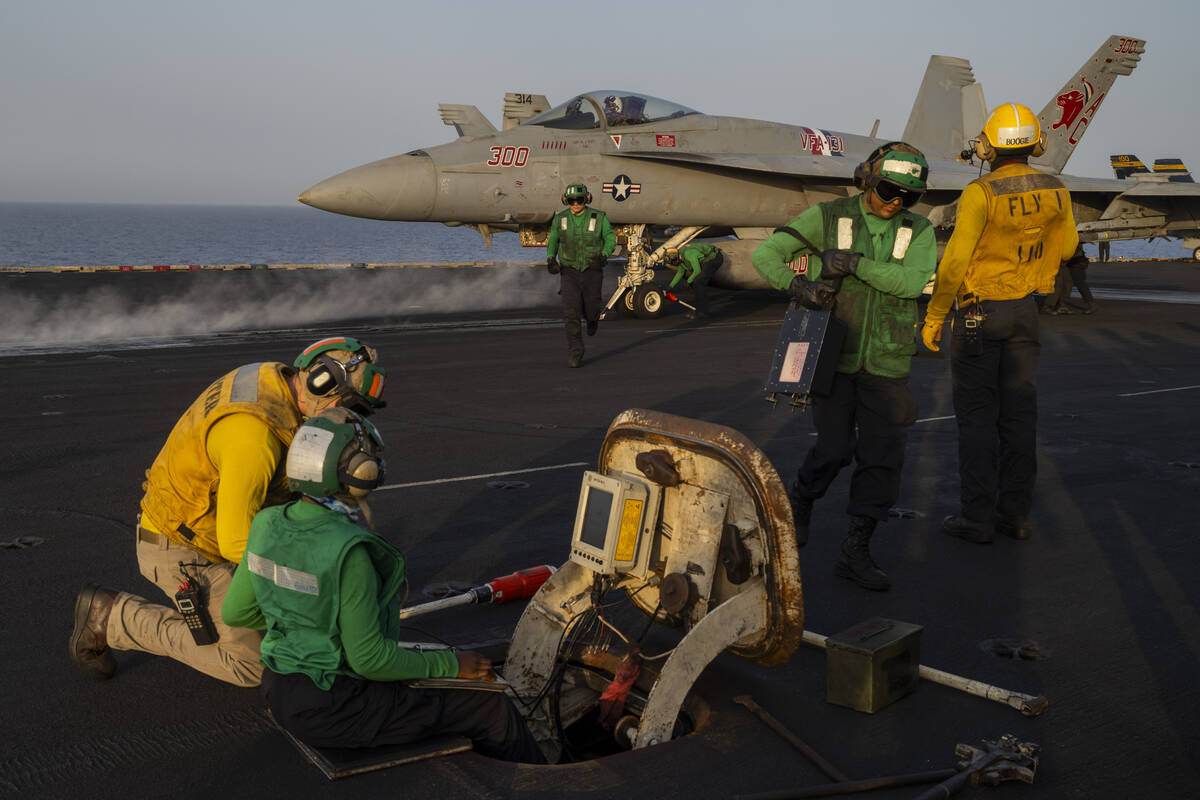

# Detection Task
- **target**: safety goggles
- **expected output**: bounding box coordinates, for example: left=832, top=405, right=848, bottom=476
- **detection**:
left=340, top=352, right=387, bottom=412
left=874, top=181, right=923, bottom=208
left=566, top=197, right=587, bottom=205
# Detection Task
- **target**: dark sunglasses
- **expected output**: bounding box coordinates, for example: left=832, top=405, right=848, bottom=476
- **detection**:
left=873, top=181, right=922, bottom=208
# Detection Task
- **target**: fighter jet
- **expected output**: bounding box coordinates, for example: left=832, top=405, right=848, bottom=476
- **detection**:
left=299, top=35, right=1200, bottom=317
left=1109, top=155, right=1199, bottom=259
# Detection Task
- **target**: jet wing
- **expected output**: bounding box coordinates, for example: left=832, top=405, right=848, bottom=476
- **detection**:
left=1115, top=181, right=1200, bottom=197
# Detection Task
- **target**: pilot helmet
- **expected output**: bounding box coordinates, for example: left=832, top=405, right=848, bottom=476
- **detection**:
left=286, top=407, right=386, bottom=501
left=562, top=183, right=592, bottom=205
left=665, top=247, right=682, bottom=265
left=293, top=336, right=387, bottom=418
left=975, top=103, right=1046, bottom=161
left=604, top=95, right=623, bottom=115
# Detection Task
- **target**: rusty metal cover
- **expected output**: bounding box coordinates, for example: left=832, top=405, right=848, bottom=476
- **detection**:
left=598, top=408, right=803, bottom=666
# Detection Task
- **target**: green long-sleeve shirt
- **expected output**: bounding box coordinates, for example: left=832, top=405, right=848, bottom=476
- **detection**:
left=666, top=242, right=720, bottom=290
left=223, top=502, right=458, bottom=683
left=751, top=195, right=936, bottom=298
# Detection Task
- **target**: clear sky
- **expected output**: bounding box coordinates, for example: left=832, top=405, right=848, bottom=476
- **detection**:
left=3, top=0, right=1197, bottom=206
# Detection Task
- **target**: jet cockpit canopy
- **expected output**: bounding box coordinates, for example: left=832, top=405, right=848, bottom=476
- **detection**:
left=523, top=91, right=700, bottom=130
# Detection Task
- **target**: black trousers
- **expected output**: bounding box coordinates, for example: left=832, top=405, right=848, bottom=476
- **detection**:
left=793, top=370, right=917, bottom=522
left=1066, top=262, right=1094, bottom=304
left=264, top=669, right=544, bottom=763
left=689, top=254, right=723, bottom=315
left=560, top=267, right=604, bottom=359
left=949, top=296, right=1040, bottom=524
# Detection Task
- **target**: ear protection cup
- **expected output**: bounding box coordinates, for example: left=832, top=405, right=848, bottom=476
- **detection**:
left=305, top=354, right=348, bottom=397
left=974, top=133, right=996, bottom=162
left=340, top=450, right=384, bottom=497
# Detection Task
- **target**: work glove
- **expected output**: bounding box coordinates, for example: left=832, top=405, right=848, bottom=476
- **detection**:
left=788, top=275, right=836, bottom=310
left=921, top=319, right=944, bottom=352
left=587, top=253, right=607, bottom=270
left=820, top=249, right=861, bottom=279
left=546, top=257, right=560, bottom=275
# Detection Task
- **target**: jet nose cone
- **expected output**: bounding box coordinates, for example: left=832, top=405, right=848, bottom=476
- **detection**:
left=298, top=153, right=436, bottom=221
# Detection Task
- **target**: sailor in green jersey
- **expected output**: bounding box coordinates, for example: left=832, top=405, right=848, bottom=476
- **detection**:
left=752, top=142, right=936, bottom=592
left=664, top=242, right=724, bottom=318
left=223, top=408, right=543, bottom=762
left=546, top=183, right=616, bottom=367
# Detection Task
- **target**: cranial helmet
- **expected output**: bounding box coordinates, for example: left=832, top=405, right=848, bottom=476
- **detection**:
left=293, top=336, right=386, bottom=417
left=852, top=141, right=929, bottom=208
left=665, top=247, right=681, bottom=264
left=286, top=407, right=386, bottom=501
left=562, top=183, right=592, bottom=205
left=975, top=103, right=1046, bottom=161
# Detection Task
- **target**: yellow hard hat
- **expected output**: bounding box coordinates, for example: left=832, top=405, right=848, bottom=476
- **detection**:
left=975, top=103, right=1046, bottom=161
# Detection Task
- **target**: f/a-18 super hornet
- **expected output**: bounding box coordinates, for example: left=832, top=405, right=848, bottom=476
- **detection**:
left=299, top=35, right=1199, bottom=317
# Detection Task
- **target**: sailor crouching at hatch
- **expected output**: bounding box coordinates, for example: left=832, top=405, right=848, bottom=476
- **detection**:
left=546, top=183, right=616, bottom=368
left=68, top=336, right=387, bottom=686
left=921, top=103, right=1078, bottom=544
left=222, top=408, right=544, bottom=762
left=752, top=142, right=936, bottom=591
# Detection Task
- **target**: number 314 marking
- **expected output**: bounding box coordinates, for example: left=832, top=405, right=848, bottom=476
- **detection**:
left=487, top=146, right=529, bottom=167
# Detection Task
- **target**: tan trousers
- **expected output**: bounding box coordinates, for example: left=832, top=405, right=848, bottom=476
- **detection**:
left=106, top=527, right=264, bottom=687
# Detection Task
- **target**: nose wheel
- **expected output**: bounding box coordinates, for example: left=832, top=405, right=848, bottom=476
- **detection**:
left=625, top=284, right=664, bottom=319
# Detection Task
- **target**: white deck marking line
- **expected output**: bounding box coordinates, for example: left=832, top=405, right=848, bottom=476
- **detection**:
left=377, top=461, right=589, bottom=491
left=1118, top=384, right=1200, bottom=397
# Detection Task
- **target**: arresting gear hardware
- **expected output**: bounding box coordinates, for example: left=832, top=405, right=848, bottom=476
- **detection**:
left=504, top=408, right=804, bottom=761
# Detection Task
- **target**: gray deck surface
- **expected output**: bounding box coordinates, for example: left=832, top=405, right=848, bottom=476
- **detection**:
left=3, top=260, right=1197, bottom=799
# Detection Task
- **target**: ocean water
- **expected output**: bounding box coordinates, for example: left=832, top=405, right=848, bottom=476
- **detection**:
left=0, top=203, right=549, bottom=356
left=0, top=201, right=1188, bottom=268
left=0, top=202, right=532, bottom=267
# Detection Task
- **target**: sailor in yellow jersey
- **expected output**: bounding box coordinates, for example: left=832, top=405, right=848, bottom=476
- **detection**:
left=922, top=103, right=1078, bottom=544
left=69, top=336, right=387, bottom=686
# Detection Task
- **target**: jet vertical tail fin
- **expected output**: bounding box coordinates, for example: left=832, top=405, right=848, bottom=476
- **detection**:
left=1032, top=35, right=1145, bottom=174
left=502, top=93, right=550, bottom=130
left=1111, top=154, right=1150, bottom=179
left=902, top=55, right=987, bottom=159
left=1153, top=158, right=1194, bottom=182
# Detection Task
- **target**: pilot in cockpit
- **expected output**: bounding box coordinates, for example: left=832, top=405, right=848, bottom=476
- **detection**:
left=604, top=94, right=647, bottom=126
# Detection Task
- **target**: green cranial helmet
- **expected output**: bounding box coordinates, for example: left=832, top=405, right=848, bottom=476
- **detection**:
left=875, top=145, right=929, bottom=191
left=562, top=183, right=592, bottom=205
left=286, top=407, right=386, bottom=500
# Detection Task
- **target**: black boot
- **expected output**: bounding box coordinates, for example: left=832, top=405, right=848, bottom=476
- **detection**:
left=788, top=482, right=813, bottom=548
left=834, top=516, right=890, bottom=591
left=942, top=514, right=994, bottom=543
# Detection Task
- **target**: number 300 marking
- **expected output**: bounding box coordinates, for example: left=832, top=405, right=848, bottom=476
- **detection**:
left=487, top=146, right=529, bottom=167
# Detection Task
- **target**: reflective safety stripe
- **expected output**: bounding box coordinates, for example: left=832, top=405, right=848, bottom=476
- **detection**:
left=247, top=551, right=319, bottom=596
left=892, top=225, right=913, bottom=259
left=588, top=215, right=596, bottom=232
left=837, top=217, right=854, bottom=250
left=560, top=216, right=568, bottom=231
left=230, top=363, right=261, bottom=403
